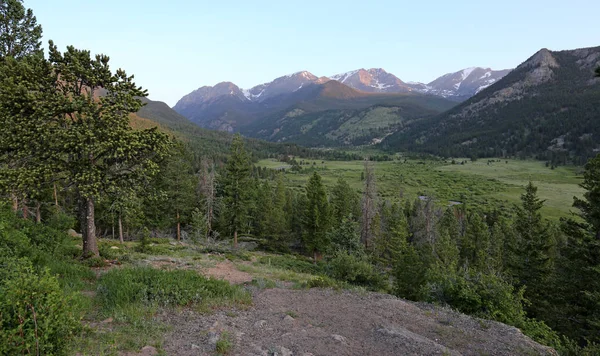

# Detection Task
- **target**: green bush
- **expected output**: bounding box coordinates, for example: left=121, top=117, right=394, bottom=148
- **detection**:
left=421, top=266, right=526, bottom=325
left=0, top=259, right=80, bottom=355
left=326, top=251, right=388, bottom=291
left=305, top=275, right=341, bottom=289
left=96, top=266, right=250, bottom=311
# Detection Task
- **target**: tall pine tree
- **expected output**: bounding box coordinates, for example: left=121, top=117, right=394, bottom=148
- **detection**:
left=223, top=134, right=251, bottom=248
left=303, top=171, right=331, bottom=262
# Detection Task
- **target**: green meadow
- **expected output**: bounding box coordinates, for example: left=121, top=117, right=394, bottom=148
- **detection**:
left=257, top=158, right=584, bottom=220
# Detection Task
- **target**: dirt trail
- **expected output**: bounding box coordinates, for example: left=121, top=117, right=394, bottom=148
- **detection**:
left=203, top=260, right=254, bottom=284
left=162, top=288, right=555, bottom=356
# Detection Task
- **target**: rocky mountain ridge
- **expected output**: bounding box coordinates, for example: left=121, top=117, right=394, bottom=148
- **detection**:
left=381, top=45, right=600, bottom=163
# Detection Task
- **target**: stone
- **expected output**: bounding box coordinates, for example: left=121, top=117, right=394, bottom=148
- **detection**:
left=67, top=229, right=82, bottom=238
left=283, top=315, right=295, bottom=323
left=207, top=331, right=219, bottom=345
left=254, top=320, right=267, bottom=328
left=139, top=346, right=158, bottom=356
left=277, top=346, right=293, bottom=356
left=331, top=334, right=348, bottom=345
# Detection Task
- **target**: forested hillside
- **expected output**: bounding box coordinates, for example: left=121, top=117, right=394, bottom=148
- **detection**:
left=382, top=46, right=600, bottom=165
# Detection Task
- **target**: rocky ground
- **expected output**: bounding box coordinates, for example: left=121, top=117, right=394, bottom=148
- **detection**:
left=161, top=287, right=555, bottom=356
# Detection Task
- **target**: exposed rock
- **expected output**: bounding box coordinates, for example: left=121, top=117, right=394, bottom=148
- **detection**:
left=162, top=288, right=555, bottom=355
left=331, top=334, right=348, bottom=345
left=254, top=320, right=267, bottom=328
left=67, top=229, right=82, bottom=238
left=139, top=346, right=158, bottom=356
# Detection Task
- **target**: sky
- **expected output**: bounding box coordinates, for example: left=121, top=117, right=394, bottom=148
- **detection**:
left=26, top=0, right=600, bottom=106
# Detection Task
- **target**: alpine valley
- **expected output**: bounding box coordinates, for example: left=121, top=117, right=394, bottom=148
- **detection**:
left=174, top=45, right=600, bottom=162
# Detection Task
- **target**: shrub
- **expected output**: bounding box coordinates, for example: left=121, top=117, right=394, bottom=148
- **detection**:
left=305, top=276, right=341, bottom=289
left=0, top=259, right=80, bottom=355
left=421, top=266, right=526, bottom=325
left=326, top=251, right=388, bottom=291
left=96, top=266, right=250, bottom=312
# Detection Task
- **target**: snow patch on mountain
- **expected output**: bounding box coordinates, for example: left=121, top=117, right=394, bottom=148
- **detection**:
left=461, top=67, right=477, bottom=80
left=330, top=70, right=359, bottom=83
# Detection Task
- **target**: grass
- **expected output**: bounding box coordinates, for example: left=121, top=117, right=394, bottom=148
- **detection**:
left=257, top=157, right=583, bottom=219
left=96, top=266, right=251, bottom=311
left=215, top=331, right=234, bottom=355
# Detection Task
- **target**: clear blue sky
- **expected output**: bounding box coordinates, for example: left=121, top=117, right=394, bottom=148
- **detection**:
left=27, top=0, right=600, bottom=106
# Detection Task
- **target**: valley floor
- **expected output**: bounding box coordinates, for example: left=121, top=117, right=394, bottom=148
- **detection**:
left=257, top=157, right=583, bottom=220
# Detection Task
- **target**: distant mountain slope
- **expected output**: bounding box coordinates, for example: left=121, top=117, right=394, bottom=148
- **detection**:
left=134, top=98, right=340, bottom=161
left=241, top=89, right=455, bottom=147
left=173, top=78, right=456, bottom=136
left=409, top=67, right=512, bottom=101
left=381, top=46, right=600, bottom=164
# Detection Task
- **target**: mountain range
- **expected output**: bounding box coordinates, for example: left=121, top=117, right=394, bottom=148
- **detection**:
left=172, top=66, right=510, bottom=135
left=160, top=45, right=600, bottom=162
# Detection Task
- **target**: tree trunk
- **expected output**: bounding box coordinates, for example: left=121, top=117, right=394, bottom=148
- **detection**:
left=207, top=205, right=213, bottom=240
left=22, top=198, right=29, bottom=220
left=80, top=197, right=99, bottom=258
left=53, top=184, right=59, bottom=208
left=35, top=202, right=41, bottom=223
left=313, top=250, right=317, bottom=265
left=234, top=230, right=238, bottom=249
left=176, top=210, right=181, bottom=241
left=11, top=194, right=18, bottom=212
left=118, top=213, right=124, bottom=244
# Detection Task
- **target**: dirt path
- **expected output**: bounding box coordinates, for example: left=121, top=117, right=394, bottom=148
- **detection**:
left=162, top=288, right=555, bottom=356
left=203, top=260, right=254, bottom=284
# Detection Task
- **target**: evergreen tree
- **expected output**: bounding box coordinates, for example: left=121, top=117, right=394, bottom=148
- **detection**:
left=223, top=134, right=251, bottom=248
left=0, top=0, right=42, bottom=59
left=509, top=182, right=555, bottom=319
left=159, top=145, right=196, bottom=241
left=303, top=171, right=330, bottom=262
left=328, top=214, right=361, bottom=255
left=330, top=177, right=359, bottom=225
left=558, top=154, right=600, bottom=344
left=373, top=202, right=409, bottom=268
left=360, top=160, right=378, bottom=249
left=48, top=43, right=171, bottom=256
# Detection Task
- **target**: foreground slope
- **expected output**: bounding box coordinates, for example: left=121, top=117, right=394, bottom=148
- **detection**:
left=382, top=46, right=600, bottom=163
left=164, top=279, right=555, bottom=356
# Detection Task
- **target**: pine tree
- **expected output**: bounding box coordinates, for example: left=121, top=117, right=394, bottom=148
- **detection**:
left=331, top=177, right=359, bottom=225
left=0, top=0, right=42, bottom=59
left=48, top=43, right=171, bottom=257
left=160, top=145, right=196, bottom=241
left=303, top=171, right=330, bottom=262
left=223, top=134, right=251, bottom=248
left=557, top=154, right=600, bottom=343
left=508, top=182, right=555, bottom=319
left=360, top=160, right=377, bottom=249
left=0, top=2, right=46, bottom=215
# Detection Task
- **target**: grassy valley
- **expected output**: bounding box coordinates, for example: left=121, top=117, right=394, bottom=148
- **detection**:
left=257, top=157, right=583, bottom=220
